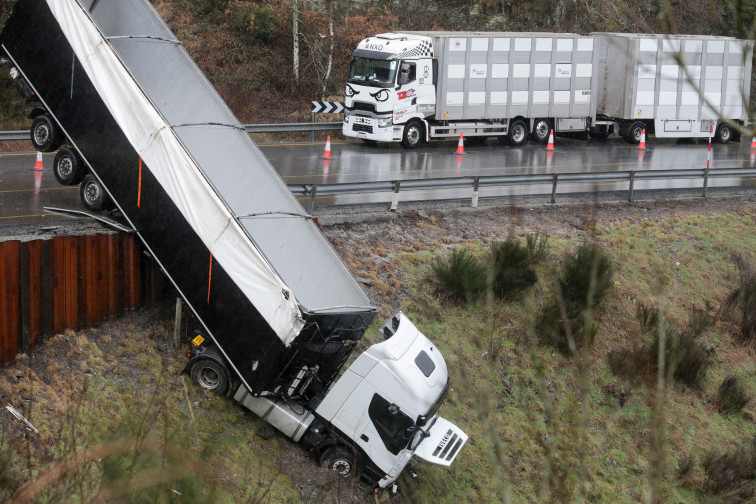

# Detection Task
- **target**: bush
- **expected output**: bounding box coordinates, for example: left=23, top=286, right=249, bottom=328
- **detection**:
left=718, top=375, right=750, bottom=414
left=489, top=239, right=538, bottom=301
left=661, top=330, right=712, bottom=389
left=431, top=248, right=487, bottom=303
left=722, top=254, right=756, bottom=344
left=702, top=438, right=756, bottom=503
left=525, top=231, right=550, bottom=264
left=537, top=243, right=613, bottom=354
left=558, top=243, right=614, bottom=310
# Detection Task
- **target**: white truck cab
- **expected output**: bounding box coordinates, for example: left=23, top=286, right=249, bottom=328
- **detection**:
left=343, top=33, right=437, bottom=148
left=314, top=312, right=467, bottom=488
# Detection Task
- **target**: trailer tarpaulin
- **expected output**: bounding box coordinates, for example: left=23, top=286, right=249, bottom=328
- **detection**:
left=47, top=0, right=305, bottom=344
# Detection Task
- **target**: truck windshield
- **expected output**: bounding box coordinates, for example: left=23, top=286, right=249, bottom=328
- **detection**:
left=348, top=57, right=397, bottom=88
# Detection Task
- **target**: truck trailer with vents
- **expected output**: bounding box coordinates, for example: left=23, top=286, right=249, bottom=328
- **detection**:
left=0, top=0, right=466, bottom=491
left=342, top=31, right=753, bottom=148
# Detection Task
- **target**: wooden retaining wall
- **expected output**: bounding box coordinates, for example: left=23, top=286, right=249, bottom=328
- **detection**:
left=0, top=233, right=165, bottom=363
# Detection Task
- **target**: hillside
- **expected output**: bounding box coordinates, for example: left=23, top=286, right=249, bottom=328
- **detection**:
left=0, top=0, right=754, bottom=130
left=0, top=195, right=754, bottom=503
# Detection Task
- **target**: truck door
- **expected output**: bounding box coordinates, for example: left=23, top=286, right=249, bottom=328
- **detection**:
left=356, top=390, right=414, bottom=476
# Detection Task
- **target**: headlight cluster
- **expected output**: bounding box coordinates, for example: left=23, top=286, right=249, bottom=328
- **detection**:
left=377, top=117, right=393, bottom=128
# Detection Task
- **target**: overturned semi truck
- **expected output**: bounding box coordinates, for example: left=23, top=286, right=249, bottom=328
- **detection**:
left=0, top=0, right=466, bottom=491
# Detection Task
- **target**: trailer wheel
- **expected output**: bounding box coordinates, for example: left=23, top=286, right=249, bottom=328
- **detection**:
left=320, top=447, right=357, bottom=478
left=507, top=119, right=528, bottom=146
left=400, top=120, right=424, bottom=149
left=53, top=148, right=85, bottom=186
left=30, top=115, right=63, bottom=153
left=531, top=118, right=551, bottom=144
left=190, top=358, right=229, bottom=396
left=715, top=123, right=732, bottom=144
left=624, top=121, right=645, bottom=145
left=79, top=174, right=108, bottom=211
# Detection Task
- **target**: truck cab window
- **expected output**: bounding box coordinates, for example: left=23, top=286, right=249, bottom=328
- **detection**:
left=348, top=57, right=398, bottom=88
left=368, top=394, right=414, bottom=455
left=398, top=62, right=416, bottom=85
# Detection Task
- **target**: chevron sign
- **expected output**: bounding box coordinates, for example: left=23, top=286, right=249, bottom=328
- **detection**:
left=311, top=101, right=345, bottom=113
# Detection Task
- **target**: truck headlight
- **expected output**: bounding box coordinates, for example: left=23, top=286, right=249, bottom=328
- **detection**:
left=378, top=117, right=393, bottom=128
left=343, top=114, right=349, bottom=124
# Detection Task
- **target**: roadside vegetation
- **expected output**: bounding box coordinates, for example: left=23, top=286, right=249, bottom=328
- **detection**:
left=0, top=206, right=754, bottom=503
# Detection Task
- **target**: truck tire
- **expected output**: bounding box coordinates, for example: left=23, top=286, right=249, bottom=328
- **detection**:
left=79, top=174, right=109, bottom=212
left=507, top=119, right=528, bottom=147
left=715, top=123, right=732, bottom=144
left=53, top=148, right=86, bottom=186
left=400, top=120, right=424, bottom=149
left=623, top=121, right=645, bottom=145
left=320, top=447, right=357, bottom=478
left=531, top=118, right=551, bottom=144
left=30, top=115, right=63, bottom=153
left=190, top=358, right=229, bottom=396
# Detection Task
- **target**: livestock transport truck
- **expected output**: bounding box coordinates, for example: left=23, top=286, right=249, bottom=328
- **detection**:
left=342, top=31, right=753, bottom=148
left=0, top=0, right=466, bottom=492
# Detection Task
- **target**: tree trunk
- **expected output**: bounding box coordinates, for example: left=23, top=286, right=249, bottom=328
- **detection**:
left=292, top=0, right=300, bottom=94
left=321, top=0, right=334, bottom=98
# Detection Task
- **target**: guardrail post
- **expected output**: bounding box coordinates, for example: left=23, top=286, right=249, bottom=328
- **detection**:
left=550, top=174, right=559, bottom=204
left=308, top=185, right=318, bottom=213
left=628, top=170, right=635, bottom=203
left=173, top=298, right=182, bottom=349
left=471, top=177, right=480, bottom=208
left=702, top=169, right=709, bottom=198
left=310, top=112, right=315, bottom=143
left=390, top=181, right=401, bottom=211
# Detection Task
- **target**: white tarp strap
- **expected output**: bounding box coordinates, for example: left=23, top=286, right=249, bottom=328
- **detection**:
left=48, top=0, right=304, bottom=344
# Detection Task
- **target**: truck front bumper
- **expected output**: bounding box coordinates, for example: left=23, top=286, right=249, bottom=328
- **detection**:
left=343, top=115, right=397, bottom=142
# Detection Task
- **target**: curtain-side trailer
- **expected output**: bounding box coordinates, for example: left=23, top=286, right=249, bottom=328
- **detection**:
left=0, top=0, right=466, bottom=491
left=343, top=31, right=607, bottom=148
left=592, top=33, right=754, bottom=144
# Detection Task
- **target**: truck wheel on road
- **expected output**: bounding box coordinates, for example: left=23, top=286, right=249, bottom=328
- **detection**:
left=589, top=125, right=612, bottom=140
left=320, top=447, right=357, bottom=478
left=30, top=115, right=63, bottom=153
left=531, top=118, right=551, bottom=144
left=623, top=121, right=645, bottom=145
left=79, top=174, right=109, bottom=212
left=53, top=148, right=85, bottom=186
left=507, top=119, right=528, bottom=147
left=400, top=120, right=424, bottom=149
left=715, top=123, right=732, bottom=144
left=190, top=358, right=229, bottom=396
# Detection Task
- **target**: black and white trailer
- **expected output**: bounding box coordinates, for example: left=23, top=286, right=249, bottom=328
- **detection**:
left=1, top=0, right=466, bottom=491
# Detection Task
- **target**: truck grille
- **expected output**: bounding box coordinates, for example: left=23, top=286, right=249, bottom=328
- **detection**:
left=349, top=101, right=376, bottom=113
left=353, top=123, right=373, bottom=134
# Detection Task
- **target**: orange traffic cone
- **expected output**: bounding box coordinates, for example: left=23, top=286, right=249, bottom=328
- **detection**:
left=32, top=151, right=44, bottom=171
left=750, top=136, right=756, bottom=149
left=546, top=129, right=555, bottom=151
left=322, top=136, right=332, bottom=160
left=455, top=132, right=466, bottom=155
left=638, top=129, right=647, bottom=150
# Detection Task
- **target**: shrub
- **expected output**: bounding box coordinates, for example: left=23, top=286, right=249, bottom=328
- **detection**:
left=722, top=254, right=756, bottom=344
left=431, top=248, right=486, bottom=303
left=718, top=375, right=750, bottom=414
left=702, top=438, right=756, bottom=503
left=558, top=243, right=614, bottom=310
left=525, top=231, right=550, bottom=264
left=661, top=330, right=712, bottom=389
left=489, top=239, right=538, bottom=301
left=538, top=243, right=613, bottom=354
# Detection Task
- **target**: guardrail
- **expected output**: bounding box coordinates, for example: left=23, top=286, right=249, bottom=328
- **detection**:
left=290, top=167, right=756, bottom=212
left=0, top=122, right=344, bottom=142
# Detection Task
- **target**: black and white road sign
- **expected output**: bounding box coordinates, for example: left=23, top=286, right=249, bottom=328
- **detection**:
left=311, top=101, right=345, bottom=113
